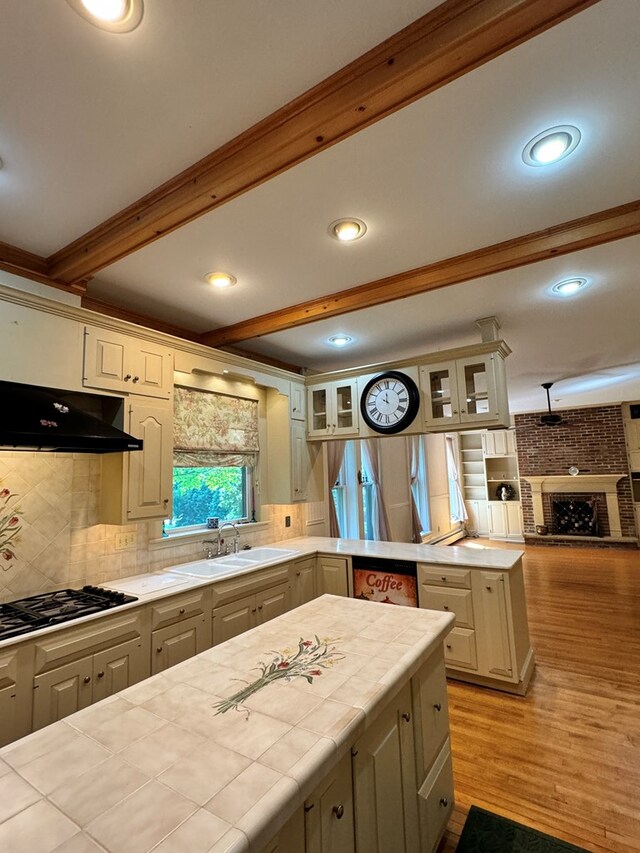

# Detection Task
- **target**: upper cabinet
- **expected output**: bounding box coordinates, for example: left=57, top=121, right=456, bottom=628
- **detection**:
left=83, top=326, right=173, bottom=399
left=289, top=381, right=307, bottom=421
left=307, top=379, right=359, bottom=438
left=420, top=349, right=509, bottom=430
left=482, top=428, right=517, bottom=457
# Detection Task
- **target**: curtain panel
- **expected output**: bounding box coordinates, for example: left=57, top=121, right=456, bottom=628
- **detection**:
left=173, top=385, right=259, bottom=468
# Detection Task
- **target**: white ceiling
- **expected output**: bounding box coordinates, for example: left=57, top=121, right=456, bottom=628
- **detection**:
left=2, top=0, right=640, bottom=414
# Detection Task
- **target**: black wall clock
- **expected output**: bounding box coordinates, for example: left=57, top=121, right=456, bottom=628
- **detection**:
left=360, top=371, right=420, bottom=434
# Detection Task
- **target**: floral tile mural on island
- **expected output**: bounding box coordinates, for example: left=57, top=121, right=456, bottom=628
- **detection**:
left=213, top=636, right=344, bottom=717
left=0, top=451, right=307, bottom=602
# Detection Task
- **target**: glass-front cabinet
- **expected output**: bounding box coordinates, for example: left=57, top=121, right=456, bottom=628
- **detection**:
left=307, top=379, right=359, bottom=437
left=420, top=353, right=499, bottom=428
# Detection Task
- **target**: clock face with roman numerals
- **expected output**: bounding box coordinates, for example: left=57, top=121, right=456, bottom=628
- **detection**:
left=360, top=371, right=420, bottom=434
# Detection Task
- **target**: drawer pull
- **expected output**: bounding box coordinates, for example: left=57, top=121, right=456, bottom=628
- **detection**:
left=433, top=702, right=442, bottom=712
left=123, top=374, right=132, bottom=381
left=446, top=643, right=452, bottom=650
left=443, top=605, right=449, bottom=610
left=402, top=712, right=411, bottom=722
left=440, top=797, right=449, bottom=808
left=304, top=804, right=315, bottom=813
left=486, top=585, right=492, bottom=592
left=441, top=576, right=447, bottom=582
left=156, top=646, right=163, bottom=653
left=83, top=676, right=91, bottom=684
left=97, top=671, right=105, bottom=679
left=179, top=608, right=185, bottom=615
left=333, top=804, right=345, bottom=820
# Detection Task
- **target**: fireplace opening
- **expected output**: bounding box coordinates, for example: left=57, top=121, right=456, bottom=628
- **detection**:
left=551, top=496, right=600, bottom=536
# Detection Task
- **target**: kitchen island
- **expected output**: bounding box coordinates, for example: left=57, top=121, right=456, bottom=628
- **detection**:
left=0, top=595, right=455, bottom=853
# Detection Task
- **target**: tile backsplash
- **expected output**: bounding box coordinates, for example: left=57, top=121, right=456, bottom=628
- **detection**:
left=0, top=451, right=306, bottom=602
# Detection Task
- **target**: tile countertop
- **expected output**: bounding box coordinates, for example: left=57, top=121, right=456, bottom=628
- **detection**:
left=0, top=595, right=455, bottom=853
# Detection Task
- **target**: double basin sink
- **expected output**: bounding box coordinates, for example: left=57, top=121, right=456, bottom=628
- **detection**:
left=106, top=547, right=300, bottom=596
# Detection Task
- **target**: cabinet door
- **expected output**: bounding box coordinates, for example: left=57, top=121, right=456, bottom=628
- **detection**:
left=256, top=582, right=291, bottom=626
left=308, top=386, right=329, bottom=436
left=487, top=502, right=507, bottom=537
left=83, top=327, right=130, bottom=393
left=265, top=807, right=305, bottom=852
left=478, top=571, right=513, bottom=678
left=0, top=647, right=31, bottom=747
left=291, top=420, right=309, bottom=502
left=33, top=657, right=93, bottom=731
left=293, top=557, right=317, bottom=608
left=305, top=752, right=355, bottom=853
left=332, top=380, right=359, bottom=435
left=352, top=683, right=419, bottom=853
left=92, top=638, right=148, bottom=704
left=152, top=615, right=208, bottom=675
left=456, top=354, right=498, bottom=424
left=411, top=653, right=450, bottom=783
left=418, top=744, right=454, bottom=853
left=290, top=382, right=307, bottom=421
left=420, top=362, right=460, bottom=427
left=317, top=557, right=349, bottom=597
left=126, top=399, right=173, bottom=520
left=506, top=501, right=522, bottom=537
left=212, top=594, right=256, bottom=645
left=133, top=341, right=172, bottom=398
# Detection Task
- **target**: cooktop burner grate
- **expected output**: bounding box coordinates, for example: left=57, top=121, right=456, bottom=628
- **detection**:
left=0, top=586, right=138, bottom=641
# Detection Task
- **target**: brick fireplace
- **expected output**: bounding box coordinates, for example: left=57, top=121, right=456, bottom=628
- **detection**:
left=514, top=405, right=637, bottom=545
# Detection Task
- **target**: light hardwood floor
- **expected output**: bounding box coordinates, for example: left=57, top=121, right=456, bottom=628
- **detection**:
left=439, top=539, right=640, bottom=853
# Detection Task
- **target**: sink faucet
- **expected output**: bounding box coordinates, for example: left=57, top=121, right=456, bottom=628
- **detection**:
left=217, top=522, right=240, bottom=555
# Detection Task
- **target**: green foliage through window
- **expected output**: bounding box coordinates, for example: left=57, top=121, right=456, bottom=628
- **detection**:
left=168, top=466, right=247, bottom=530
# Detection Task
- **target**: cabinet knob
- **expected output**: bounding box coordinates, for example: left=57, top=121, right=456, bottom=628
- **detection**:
left=132, top=375, right=140, bottom=383
left=332, top=804, right=345, bottom=820
left=296, top=571, right=301, bottom=576
left=179, top=608, right=185, bottom=615
left=446, top=643, right=452, bottom=650
left=258, top=605, right=263, bottom=611
left=452, top=410, right=458, bottom=415
left=486, top=585, right=493, bottom=592
left=252, top=608, right=257, bottom=614
left=83, top=676, right=91, bottom=684
left=402, top=712, right=411, bottom=723
left=163, top=498, right=169, bottom=505
left=97, top=671, right=105, bottom=679
left=156, top=646, right=163, bottom=653
left=434, top=702, right=442, bottom=712
left=443, top=605, right=449, bottom=610
left=441, top=576, right=447, bottom=582
left=440, top=797, right=449, bottom=808
left=124, top=374, right=132, bottom=381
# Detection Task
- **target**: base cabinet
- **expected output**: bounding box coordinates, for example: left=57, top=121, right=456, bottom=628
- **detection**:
left=212, top=582, right=291, bottom=646
left=150, top=589, right=211, bottom=674
left=292, top=557, right=317, bottom=608
left=0, top=646, right=32, bottom=747
left=306, top=753, right=355, bottom=853
left=487, top=500, right=522, bottom=541
left=418, top=561, right=532, bottom=692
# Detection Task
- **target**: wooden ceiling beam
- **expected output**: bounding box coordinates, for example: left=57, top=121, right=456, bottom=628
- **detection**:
left=47, top=0, right=599, bottom=286
left=0, top=241, right=88, bottom=294
left=199, top=199, right=640, bottom=347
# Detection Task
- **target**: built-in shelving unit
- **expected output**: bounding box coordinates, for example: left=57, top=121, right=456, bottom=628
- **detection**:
left=460, top=433, right=487, bottom=501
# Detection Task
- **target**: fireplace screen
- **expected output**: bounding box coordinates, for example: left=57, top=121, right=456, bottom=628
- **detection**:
left=551, top=497, right=600, bottom=536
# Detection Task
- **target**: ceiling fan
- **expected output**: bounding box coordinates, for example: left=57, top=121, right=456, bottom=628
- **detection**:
left=539, top=382, right=563, bottom=426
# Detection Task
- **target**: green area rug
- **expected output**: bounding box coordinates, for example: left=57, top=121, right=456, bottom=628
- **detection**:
left=456, top=806, right=589, bottom=852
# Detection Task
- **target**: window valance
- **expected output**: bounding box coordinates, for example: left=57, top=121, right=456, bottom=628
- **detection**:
left=173, top=386, right=259, bottom=468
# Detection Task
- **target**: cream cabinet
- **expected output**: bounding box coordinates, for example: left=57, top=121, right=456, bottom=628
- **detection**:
left=292, top=557, right=317, bottom=608
left=482, top=428, right=516, bottom=457
left=150, top=589, right=211, bottom=675
left=0, top=645, right=33, bottom=747
left=307, top=380, right=359, bottom=438
left=266, top=389, right=321, bottom=504
left=212, top=582, right=291, bottom=645
left=101, top=397, right=173, bottom=523
left=316, top=555, right=350, bottom=597
left=305, top=752, right=355, bottom=853
left=420, top=347, right=510, bottom=431
left=31, top=610, right=149, bottom=731
left=352, top=681, right=420, bottom=852
left=290, top=382, right=307, bottom=422
left=487, top=500, right=522, bottom=541
left=83, top=326, right=173, bottom=399
left=418, top=561, right=533, bottom=693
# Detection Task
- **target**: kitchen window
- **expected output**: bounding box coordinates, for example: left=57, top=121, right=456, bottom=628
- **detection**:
left=167, top=385, right=258, bottom=533
left=331, top=441, right=377, bottom=540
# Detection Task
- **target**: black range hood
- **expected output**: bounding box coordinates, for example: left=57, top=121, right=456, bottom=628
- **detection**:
left=0, top=380, right=143, bottom=453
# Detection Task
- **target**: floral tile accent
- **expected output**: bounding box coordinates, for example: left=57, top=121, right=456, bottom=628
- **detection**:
left=0, top=485, right=23, bottom=568
left=212, top=637, right=344, bottom=717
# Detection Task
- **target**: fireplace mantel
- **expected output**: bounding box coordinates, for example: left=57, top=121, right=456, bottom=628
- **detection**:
left=522, top=474, right=628, bottom=537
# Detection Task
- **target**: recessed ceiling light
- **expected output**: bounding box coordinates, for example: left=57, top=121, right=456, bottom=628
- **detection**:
left=551, top=277, right=588, bottom=296
left=205, top=271, right=237, bottom=289
left=67, top=0, right=143, bottom=32
left=328, top=218, right=367, bottom=242
left=522, top=125, right=581, bottom=166
left=327, top=334, right=353, bottom=347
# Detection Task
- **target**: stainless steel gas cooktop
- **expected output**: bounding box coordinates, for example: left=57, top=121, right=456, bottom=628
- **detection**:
left=0, top=587, right=138, bottom=641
